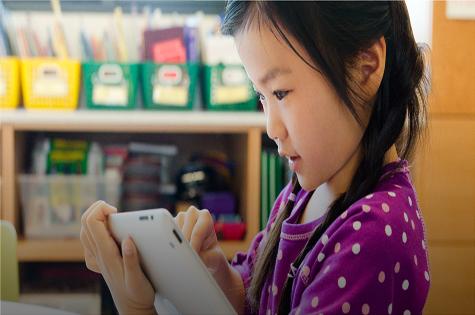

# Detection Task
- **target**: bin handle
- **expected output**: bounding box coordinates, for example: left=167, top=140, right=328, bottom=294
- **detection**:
left=97, top=64, right=124, bottom=84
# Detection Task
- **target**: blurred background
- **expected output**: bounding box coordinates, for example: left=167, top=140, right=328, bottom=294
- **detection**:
left=0, top=1, right=473, bottom=314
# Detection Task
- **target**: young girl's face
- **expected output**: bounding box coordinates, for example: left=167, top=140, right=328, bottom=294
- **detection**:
left=235, top=23, right=367, bottom=191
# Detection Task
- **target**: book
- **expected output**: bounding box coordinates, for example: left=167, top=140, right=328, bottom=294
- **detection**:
left=113, top=6, right=128, bottom=62
left=143, top=27, right=186, bottom=63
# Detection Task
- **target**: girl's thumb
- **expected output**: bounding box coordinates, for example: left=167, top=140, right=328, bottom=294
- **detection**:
left=122, top=236, right=146, bottom=289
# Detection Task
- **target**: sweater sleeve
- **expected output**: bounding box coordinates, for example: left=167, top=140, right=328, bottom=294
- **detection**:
left=230, top=182, right=293, bottom=313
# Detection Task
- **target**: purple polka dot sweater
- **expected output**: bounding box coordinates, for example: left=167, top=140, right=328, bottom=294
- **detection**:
left=232, top=160, right=430, bottom=315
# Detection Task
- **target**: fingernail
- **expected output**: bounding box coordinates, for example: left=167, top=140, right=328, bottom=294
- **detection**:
left=123, top=238, right=133, bottom=256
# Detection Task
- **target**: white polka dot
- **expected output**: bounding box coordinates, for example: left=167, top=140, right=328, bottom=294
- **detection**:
left=342, top=302, right=351, bottom=313
left=353, top=221, right=362, bottom=231
left=317, top=253, right=325, bottom=262
left=362, top=304, right=370, bottom=315
left=402, top=232, right=408, bottom=244
left=324, top=265, right=331, bottom=273
left=385, top=225, right=392, bottom=236
left=424, top=271, right=430, bottom=281
left=334, top=242, right=341, bottom=253
left=404, top=310, right=411, bottom=315
left=378, top=271, right=386, bottom=283
left=301, top=265, right=310, bottom=277
left=414, top=255, right=418, bottom=266
left=272, top=284, right=278, bottom=296
left=362, top=204, right=371, bottom=213
left=422, top=239, right=426, bottom=250
left=388, top=303, right=393, bottom=315
left=366, top=194, right=373, bottom=199
left=402, top=279, right=410, bottom=290
left=341, top=210, right=348, bottom=219
left=352, top=243, right=361, bottom=255
left=338, top=276, right=347, bottom=288
left=267, top=309, right=271, bottom=315
left=388, top=191, right=396, bottom=197
left=411, top=220, right=415, bottom=230
left=408, top=196, right=413, bottom=207
left=311, top=296, right=319, bottom=308
left=404, top=212, right=409, bottom=222
left=394, top=184, right=402, bottom=188
left=416, top=210, right=421, bottom=220
left=277, top=249, right=283, bottom=261
left=382, top=203, right=390, bottom=213
left=321, top=234, right=329, bottom=245
left=394, top=262, right=400, bottom=274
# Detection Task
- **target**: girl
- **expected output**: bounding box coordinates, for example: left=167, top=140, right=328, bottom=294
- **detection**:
left=80, top=1, right=430, bottom=315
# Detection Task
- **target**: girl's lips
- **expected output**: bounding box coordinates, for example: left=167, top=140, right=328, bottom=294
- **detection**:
left=288, top=156, right=301, bottom=172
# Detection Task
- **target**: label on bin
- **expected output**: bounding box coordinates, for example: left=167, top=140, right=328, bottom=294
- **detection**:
left=32, top=64, right=69, bottom=97
left=0, top=72, right=5, bottom=97
left=152, top=65, right=188, bottom=106
left=153, top=86, right=188, bottom=105
left=211, top=66, right=251, bottom=105
left=93, top=84, right=128, bottom=106
left=212, top=86, right=250, bottom=104
left=92, top=64, right=128, bottom=106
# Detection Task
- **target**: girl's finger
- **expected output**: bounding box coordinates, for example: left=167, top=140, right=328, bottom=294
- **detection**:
left=86, top=202, right=124, bottom=278
left=175, top=211, right=185, bottom=230
left=182, top=207, right=200, bottom=241
left=80, top=226, right=99, bottom=271
left=84, top=249, right=101, bottom=273
left=190, top=209, right=214, bottom=253
left=122, top=237, right=155, bottom=303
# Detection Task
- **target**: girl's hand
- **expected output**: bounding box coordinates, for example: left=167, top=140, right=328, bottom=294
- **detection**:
left=80, top=201, right=157, bottom=315
left=175, top=206, right=228, bottom=277
left=175, top=207, right=245, bottom=315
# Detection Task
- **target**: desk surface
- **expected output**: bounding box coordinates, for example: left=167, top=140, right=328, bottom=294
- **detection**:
left=0, top=300, right=79, bottom=315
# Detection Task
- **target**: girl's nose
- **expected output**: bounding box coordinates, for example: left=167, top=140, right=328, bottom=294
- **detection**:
left=266, top=105, right=287, bottom=142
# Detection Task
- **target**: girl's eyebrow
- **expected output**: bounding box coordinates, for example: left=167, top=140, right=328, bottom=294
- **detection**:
left=259, top=67, right=292, bottom=85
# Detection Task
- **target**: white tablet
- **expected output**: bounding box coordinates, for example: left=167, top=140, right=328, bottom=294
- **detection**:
left=108, top=209, right=237, bottom=315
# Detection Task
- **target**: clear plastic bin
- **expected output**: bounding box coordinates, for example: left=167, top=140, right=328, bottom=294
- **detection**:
left=18, top=174, right=121, bottom=239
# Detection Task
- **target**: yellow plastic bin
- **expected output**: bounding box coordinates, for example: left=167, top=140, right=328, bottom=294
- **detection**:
left=0, top=57, right=20, bottom=109
left=21, top=58, right=81, bottom=110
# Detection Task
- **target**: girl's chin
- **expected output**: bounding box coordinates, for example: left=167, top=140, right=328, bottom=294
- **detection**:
left=296, top=173, right=320, bottom=191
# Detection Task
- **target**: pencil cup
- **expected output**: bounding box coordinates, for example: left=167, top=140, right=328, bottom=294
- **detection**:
left=203, top=63, right=257, bottom=111
left=142, top=62, right=198, bottom=110
left=0, top=57, right=20, bottom=109
left=83, top=62, right=139, bottom=110
left=21, top=58, right=80, bottom=110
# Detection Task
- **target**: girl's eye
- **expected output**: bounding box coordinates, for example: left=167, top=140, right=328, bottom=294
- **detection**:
left=273, top=90, right=289, bottom=101
left=256, top=91, right=266, bottom=102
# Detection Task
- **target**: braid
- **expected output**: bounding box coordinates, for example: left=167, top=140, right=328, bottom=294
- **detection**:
left=247, top=173, right=301, bottom=311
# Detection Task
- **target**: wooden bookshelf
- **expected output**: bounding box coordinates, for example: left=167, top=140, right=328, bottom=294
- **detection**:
left=0, top=110, right=266, bottom=262
left=17, top=239, right=250, bottom=262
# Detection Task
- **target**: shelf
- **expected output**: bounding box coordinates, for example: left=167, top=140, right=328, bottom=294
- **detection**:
left=17, top=238, right=250, bottom=262
left=0, top=109, right=266, bottom=133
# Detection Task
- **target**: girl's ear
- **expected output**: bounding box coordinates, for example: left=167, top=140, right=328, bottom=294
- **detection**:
left=352, top=36, right=386, bottom=102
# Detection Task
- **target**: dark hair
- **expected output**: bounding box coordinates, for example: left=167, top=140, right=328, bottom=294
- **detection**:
left=222, top=1, right=428, bottom=314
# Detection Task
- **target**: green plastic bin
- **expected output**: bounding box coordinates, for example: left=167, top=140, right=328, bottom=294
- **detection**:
left=203, top=64, right=257, bottom=111
left=83, top=62, right=139, bottom=110
left=142, top=62, right=198, bottom=110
